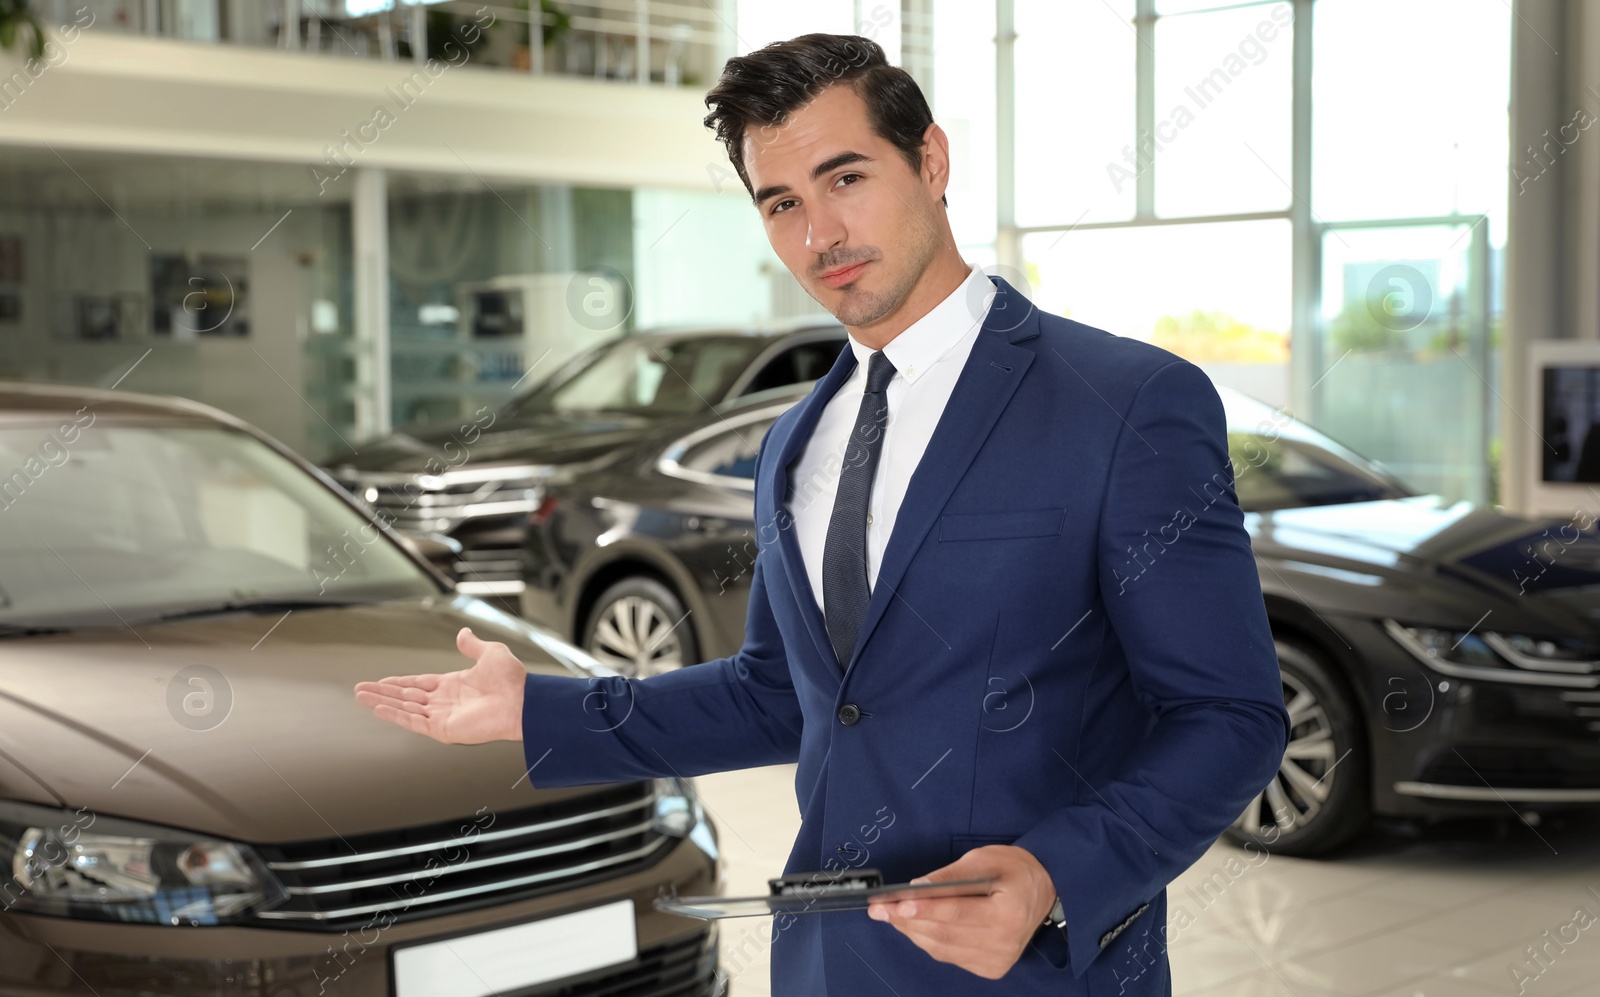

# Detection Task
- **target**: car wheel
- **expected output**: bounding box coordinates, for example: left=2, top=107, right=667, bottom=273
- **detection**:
left=583, top=577, right=699, bottom=679
left=1224, top=637, right=1371, bottom=857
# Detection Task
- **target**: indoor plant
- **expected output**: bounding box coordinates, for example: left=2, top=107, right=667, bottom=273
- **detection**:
left=0, top=0, right=46, bottom=60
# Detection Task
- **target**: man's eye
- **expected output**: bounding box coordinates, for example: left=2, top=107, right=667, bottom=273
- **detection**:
left=771, top=199, right=798, bottom=215
left=836, top=173, right=864, bottom=187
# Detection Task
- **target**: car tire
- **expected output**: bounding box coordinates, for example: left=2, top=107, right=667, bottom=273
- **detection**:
left=582, top=577, right=700, bottom=679
left=1224, top=637, right=1371, bottom=857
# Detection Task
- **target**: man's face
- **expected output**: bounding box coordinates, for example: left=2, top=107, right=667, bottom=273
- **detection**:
left=743, top=85, right=944, bottom=329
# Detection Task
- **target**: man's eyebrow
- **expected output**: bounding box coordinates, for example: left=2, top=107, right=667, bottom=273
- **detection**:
left=751, top=151, right=875, bottom=206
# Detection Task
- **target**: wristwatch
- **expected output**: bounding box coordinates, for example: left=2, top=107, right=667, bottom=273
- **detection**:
left=1040, top=894, right=1067, bottom=934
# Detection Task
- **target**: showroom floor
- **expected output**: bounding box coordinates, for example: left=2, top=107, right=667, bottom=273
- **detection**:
left=695, top=765, right=1600, bottom=997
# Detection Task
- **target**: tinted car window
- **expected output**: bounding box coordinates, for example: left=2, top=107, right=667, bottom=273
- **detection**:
left=1228, top=432, right=1411, bottom=512
left=507, top=336, right=770, bottom=417
left=741, top=339, right=847, bottom=396
left=1220, top=388, right=1412, bottom=511
left=679, top=417, right=780, bottom=481
left=0, top=420, right=435, bottom=628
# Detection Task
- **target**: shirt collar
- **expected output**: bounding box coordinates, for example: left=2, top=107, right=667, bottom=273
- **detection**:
left=845, top=265, right=996, bottom=385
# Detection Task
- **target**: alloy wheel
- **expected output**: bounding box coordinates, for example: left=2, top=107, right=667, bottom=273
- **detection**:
left=1233, top=670, right=1340, bottom=836
left=588, top=595, right=687, bottom=678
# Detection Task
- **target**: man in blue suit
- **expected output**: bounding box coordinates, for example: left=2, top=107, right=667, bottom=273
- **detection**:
left=355, top=32, right=1289, bottom=995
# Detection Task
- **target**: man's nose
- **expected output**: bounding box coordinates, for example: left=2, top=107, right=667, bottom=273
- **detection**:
left=804, top=200, right=847, bottom=255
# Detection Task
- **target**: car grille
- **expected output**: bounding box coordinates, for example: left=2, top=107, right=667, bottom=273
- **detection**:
left=454, top=543, right=528, bottom=593
left=1421, top=746, right=1600, bottom=790
left=536, top=928, right=720, bottom=997
left=330, top=467, right=546, bottom=536
left=329, top=466, right=544, bottom=595
left=253, top=783, right=669, bottom=927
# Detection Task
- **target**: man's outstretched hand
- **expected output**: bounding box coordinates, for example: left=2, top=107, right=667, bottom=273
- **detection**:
left=352, top=627, right=525, bottom=744
left=866, top=844, right=1058, bottom=980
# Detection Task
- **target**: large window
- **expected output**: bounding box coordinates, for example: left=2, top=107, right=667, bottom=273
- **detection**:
left=1307, top=0, right=1508, bottom=502
left=1013, top=0, right=1137, bottom=227
left=1312, top=0, right=1511, bottom=225
left=1005, top=0, right=1509, bottom=504
left=1152, top=3, right=1293, bottom=217
left=935, top=0, right=1000, bottom=250
left=1024, top=219, right=1291, bottom=364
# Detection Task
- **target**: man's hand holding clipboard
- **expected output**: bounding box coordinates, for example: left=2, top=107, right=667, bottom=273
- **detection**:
left=866, top=844, right=1061, bottom=982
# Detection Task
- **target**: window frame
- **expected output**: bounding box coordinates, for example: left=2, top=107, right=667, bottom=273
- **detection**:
left=656, top=401, right=796, bottom=492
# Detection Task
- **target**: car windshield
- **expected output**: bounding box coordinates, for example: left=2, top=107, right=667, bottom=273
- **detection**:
left=1222, top=393, right=1413, bottom=512
left=507, top=335, right=770, bottom=418
left=0, top=419, right=436, bottom=629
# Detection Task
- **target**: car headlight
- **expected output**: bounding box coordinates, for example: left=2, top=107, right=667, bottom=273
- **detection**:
left=1383, top=619, right=1600, bottom=683
left=1, top=801, right=286, bottom=924
left=653, top=778, right=717, bottom=861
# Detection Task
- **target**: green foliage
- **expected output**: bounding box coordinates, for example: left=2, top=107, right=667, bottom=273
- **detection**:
left=1151, top=310, right=1289, bottom=364
left=1327, top=302, right=1404, bottom=354
left=513, top=0, right=572, bottom=49
left=0, top=0, right=45, bottom=61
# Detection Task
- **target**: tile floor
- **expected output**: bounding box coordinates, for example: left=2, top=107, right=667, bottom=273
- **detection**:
left=695, top=764, right=1600, bottom=997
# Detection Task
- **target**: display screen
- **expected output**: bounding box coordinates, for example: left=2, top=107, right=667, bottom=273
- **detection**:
left=1542, top=365, right=1600, bottom=483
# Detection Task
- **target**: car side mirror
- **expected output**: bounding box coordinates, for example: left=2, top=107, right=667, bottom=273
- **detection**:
left=402, top=531, right=463, bottom=581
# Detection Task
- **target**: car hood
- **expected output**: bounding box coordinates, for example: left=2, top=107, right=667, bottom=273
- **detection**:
left=0, top=594, right=612, bottom=844
left=1251, top=494, right=1600, bottom=633
left=324, top=411, right=682, bottom=475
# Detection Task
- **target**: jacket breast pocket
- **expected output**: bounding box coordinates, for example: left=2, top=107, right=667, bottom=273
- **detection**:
left=938, top=508, right=1066, bottom=542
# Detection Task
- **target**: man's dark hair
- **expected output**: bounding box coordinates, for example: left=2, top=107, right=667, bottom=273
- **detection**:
left=703, top=33, right=947, bottom=208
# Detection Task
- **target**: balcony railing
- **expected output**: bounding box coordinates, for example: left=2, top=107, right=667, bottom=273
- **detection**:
left=54, top=0, right=734, bottom=87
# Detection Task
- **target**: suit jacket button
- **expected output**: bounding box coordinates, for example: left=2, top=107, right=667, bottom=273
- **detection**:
left=837, top=703, right=861, bottom=725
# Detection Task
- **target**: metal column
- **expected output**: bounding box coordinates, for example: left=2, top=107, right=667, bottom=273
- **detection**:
left=353, top=167, right=391, bottom=438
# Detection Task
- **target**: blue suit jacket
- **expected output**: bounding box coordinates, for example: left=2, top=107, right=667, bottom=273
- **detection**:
left=520, top=275, right=1290, bottom=995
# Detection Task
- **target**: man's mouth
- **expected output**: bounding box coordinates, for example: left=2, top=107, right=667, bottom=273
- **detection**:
left=819, top=261, right=870, bottom=289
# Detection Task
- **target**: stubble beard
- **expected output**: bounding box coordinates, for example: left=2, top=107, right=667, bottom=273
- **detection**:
left=806, top=214, right=943, bottom=330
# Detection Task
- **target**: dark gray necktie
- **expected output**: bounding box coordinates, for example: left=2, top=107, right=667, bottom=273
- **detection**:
left=822, top=350, right=896, bottom=670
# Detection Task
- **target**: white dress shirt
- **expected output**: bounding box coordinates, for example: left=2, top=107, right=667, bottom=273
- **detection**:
left=788, top=264, right=996, bottom=615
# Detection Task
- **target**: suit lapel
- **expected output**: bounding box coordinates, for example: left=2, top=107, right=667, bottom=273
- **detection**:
left=842, top=276, right=1039, bottom=675
left=768, top=340, right=859, bottom=676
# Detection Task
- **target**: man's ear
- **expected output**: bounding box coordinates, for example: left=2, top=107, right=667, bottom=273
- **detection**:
left=921, top=121, right=952, bottom=204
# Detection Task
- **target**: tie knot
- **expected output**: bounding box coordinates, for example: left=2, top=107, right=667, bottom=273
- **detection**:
left=864, top=351, right=896, bottom=394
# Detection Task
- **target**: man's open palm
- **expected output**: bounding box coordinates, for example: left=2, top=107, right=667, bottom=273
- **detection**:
left=352, top=627, right=525, bottom=744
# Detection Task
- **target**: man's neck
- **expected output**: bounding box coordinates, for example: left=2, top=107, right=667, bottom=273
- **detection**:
left=846, top=249, right=972, bottom=351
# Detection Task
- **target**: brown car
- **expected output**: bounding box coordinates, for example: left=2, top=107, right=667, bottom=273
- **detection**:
left=0, top=382, right=722, bottom=996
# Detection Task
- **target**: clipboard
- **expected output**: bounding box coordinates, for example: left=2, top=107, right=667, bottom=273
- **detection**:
left=653, top=868, right=999, bottom=919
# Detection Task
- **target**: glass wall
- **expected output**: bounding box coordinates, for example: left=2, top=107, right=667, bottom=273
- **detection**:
left=1025, top=220, right=1292, bottom=404
left=934, top=0, right=997, bottom=258
left=377, top=175, right=634, bottom=431
left=1315, top=221, right=1492, bottom=499
left=1308, top=0, right=1508, bottom=502
left=1012, top=1, right=1136, bottom=228
left=0, top=149, right=353, bottom=460
left=1006, top=0, right=1509, bottom=504
left=0, top=146, right=797, bottom=464
left=1015, top=0, right=1298, bottom=409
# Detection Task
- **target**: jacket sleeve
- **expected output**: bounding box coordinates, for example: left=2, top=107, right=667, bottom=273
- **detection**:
left=517, top=432, right=804, bottom=787
left=1010, top=358, right=1292, bottom=977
